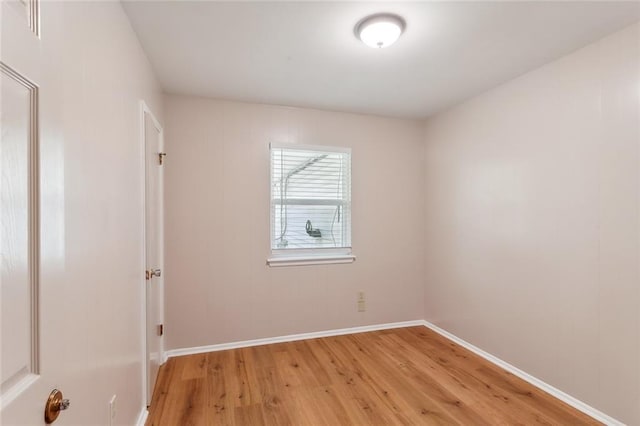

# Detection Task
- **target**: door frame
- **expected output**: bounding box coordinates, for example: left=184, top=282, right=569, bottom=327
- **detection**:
left=139, top=100, right=165, bottom=407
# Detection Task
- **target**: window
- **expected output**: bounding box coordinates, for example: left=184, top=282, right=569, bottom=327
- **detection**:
left=268, top=143, right=354, bottom=266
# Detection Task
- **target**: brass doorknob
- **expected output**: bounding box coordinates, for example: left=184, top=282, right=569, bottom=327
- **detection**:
left=44, top=389, right=70, bottom=424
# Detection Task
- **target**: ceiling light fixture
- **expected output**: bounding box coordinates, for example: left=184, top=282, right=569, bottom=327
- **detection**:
left=355, top=13, right=405, bottom=49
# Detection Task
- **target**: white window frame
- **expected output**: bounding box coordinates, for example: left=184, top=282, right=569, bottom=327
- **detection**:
left=267, top=142, right=355, bottom=267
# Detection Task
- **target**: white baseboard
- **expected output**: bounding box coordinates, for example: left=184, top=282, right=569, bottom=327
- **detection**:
left=164, top=319, right=425, bottom=359
left=135, top=407, right=149, bottom=426
left=421, top=320, right=623, bottom=426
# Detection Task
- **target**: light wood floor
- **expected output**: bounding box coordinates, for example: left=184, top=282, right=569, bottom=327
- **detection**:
left=146, top=326, right=599, bottom=425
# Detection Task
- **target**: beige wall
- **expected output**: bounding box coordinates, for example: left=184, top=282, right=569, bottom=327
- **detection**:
left=1, top=1, right=163, bottom=424
left=163, top=96, right=425, bottom=350
left=162, top=20, right=638, bottom=425
left=423, top=23, right=639, bottom=424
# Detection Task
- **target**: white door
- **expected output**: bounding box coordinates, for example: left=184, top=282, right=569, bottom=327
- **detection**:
left=143, top=104, right=164, bottom=406
left=1, top=2, right=61, bottom=425
left=2, top=2, right=164, bottom=424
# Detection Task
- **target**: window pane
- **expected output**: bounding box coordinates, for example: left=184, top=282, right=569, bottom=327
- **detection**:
left=271, top=145, right=351, bottom=251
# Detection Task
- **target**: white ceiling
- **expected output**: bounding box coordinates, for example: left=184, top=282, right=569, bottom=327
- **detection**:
left=122, top=1, right=640, bottom=119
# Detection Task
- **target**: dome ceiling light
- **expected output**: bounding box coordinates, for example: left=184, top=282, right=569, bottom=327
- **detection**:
left=355, top=13, right=406, bottom=49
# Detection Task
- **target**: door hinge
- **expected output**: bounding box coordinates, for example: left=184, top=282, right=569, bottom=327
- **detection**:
left=146, top=269, right=161, bottom=280
left=158, top=152, right=167, bottom=165
left=157, top=324, right=164, bottom=336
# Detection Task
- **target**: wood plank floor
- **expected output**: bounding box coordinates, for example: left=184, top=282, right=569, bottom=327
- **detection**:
left=146, top=326, right=599, bottom=425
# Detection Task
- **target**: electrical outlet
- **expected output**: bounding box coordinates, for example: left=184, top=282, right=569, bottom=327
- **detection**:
left=357, top=291, right=366, bottom=312
left=109, top=395, right=117, bottom=426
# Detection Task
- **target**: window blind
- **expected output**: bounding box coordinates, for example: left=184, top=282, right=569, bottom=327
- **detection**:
left=270, top=144, right=351, bottom=252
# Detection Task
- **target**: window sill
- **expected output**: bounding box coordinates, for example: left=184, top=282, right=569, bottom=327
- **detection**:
left=267, top=254, right=356, bottom=267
